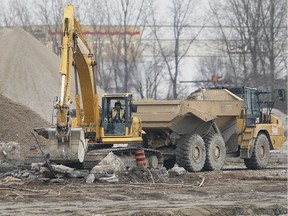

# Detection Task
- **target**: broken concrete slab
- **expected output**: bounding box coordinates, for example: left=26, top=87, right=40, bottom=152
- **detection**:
left=31, top=162, right=44, bottom=171
left=91, top=164, right=115, bottom=176
left=90, top=152, right=126, bottom=178
left=98, top=152, right=126, bottom=172
left=86, top=174, right=96, bottom=184
left=69, top=170, right=89, bottom=178
left=50, top=164, right=74, bottom=174
left=21, top=171, right=30, bottom=178
left=50, top=178, right=65, bottom=184
left=168, top=165, right=186, bottom=176
left=97, top=173, right=119, bottom=183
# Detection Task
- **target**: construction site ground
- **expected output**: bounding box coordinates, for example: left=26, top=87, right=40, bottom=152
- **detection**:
left=0, top=160, right=287, bottom=216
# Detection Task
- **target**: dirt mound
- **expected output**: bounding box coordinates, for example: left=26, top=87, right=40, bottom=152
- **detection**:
left=0, top=28, right=60, bottom=121
left=0, top=94, right=49, bottom=155
left=0, top=28, right=105, bottom=121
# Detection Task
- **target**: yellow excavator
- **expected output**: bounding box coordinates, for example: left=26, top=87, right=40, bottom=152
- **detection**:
left=35, top=5, right=162, bottom=168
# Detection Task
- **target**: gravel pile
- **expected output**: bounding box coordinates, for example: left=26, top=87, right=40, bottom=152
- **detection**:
left=0, top=28, right=60, bottom=121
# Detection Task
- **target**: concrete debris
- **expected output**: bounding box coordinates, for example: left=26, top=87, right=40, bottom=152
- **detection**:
left=69, top=170, right=89, bottom=178
left=50, top=164, right=74, bottom=174
left=50, top=178, right=65, bottom=184
left=118, top=166, right=169, bottom=183
left=0, top=142, right=22, bottom=160
left=86, top=174, right=96, bottom=184
left=97, top=173, right=119, bottom=183
left=90, top=152, right=125, bottom=179
left=89, top=152, right=124, bottom=183
left=91, top=164, right=116, bottom=177
left=97, top=152, right=126, bottom=172
left=31, top=162, right=44, bottom=171
left=39, top=163, right=89, bottom=179
left=168, top=164, right=187, bottom=176
left=21, top=171, right=30, bottom=178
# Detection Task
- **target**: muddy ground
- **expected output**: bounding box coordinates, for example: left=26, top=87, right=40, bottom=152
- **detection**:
left=0, top=162, right=287, bottom=216
left=0, top=91, right=287, bottom=216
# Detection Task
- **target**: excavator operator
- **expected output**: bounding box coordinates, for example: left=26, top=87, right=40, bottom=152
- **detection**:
left=111, top=101, right=125, bottom=123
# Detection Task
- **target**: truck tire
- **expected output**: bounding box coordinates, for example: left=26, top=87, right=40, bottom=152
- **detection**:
left=176, top=134, right=206, bottom=172
left=203, top=134, right=226, bottom=171
left=244, top=133, right=270, bottom=169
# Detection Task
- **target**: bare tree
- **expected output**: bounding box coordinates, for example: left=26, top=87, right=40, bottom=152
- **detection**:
left=209, top=0, right=287, bottom=90
left=85, top=1, right=111, bottom=91
left=1, top=0, right=34, bottom=31
left=33, top=0, right=64, bottom=54
left=150, top=0, right=205, bottom=99
left=198, top=56, right=225, bottom=81
left=102, top=0, right=149, bottom=93
left=133, top=39, right=166, bottom=99
left=259, top=0, right=287, bottom=91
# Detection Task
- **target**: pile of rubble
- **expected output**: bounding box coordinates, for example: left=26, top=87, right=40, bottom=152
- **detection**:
left=0, top=152, right=187, bottom=185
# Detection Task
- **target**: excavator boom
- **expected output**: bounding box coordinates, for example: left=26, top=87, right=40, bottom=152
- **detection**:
left=55, top=5, right=100, bottom=137
left=35, top=5, right=101, bottom=163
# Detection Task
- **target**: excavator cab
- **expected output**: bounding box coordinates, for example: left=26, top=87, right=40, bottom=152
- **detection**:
left=101, top=93, right=135, bottom=136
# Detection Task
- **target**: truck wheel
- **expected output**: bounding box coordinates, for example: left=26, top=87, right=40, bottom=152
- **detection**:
left=203, top=134, right=226, bottom=171
left=176, top=134, right=206, bottom=172
left=244, top=133, right=270, bottom=169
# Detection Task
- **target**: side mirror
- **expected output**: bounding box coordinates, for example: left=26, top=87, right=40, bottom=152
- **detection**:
left=131, top=104, right=137, bottom=113
left=277, top=89, right=285, bottom=102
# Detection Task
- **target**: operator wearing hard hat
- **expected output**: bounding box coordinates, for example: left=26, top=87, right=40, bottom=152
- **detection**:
left=111, top=101, right=125, bottom=123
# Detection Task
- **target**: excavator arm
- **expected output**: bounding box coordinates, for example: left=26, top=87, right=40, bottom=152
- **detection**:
left=55, top=5, right=100, bottom=139
left=33, top=5, right=101, bottom=163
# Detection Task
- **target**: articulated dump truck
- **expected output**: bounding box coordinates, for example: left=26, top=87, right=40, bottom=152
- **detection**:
left=134, top=87, right=286, bottom=172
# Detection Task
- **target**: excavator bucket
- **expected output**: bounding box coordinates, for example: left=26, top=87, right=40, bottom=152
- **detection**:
left=35, top=127, right=87, bottom=164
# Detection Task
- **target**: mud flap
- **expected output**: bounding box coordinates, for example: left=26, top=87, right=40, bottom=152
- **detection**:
left=47, top=128, right=87, bottom=163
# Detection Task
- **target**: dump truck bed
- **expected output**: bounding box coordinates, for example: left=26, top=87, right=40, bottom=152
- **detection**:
left=134, top=89, right=243, bottom=135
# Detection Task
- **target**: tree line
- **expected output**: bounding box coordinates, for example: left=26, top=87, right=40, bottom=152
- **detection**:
left=0, top=0, right=287, bottom=103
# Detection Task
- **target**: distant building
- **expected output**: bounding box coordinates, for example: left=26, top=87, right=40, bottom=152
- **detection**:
left=31, top=25, right=141, bottom=61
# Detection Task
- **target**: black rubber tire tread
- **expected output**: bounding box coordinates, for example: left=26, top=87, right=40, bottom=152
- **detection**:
left=244, top=133, right=270, bottom=170
left=176, top=134, right=206, bottom=172
left=203, top=133, right=226, bottom=171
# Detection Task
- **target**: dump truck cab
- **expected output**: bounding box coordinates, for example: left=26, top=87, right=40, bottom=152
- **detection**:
left=229, top=87, right=261, bottom=126
left=229, top=87, right=285, bottom=125
left=228, top=87, right=286, bottom=168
